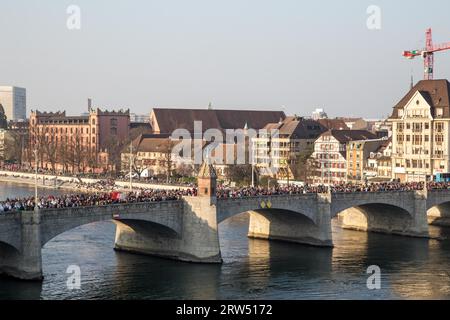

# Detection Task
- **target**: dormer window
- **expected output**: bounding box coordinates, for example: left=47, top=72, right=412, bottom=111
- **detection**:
left=436, top=108, right=443, bottom=117
left=398, top=109, right=404, bottom=117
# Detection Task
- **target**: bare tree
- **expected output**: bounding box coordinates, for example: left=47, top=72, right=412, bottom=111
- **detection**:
left=162, top=140, right=177, bottom=183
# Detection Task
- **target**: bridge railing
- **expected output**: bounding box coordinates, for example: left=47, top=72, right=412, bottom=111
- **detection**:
left=1, top=199, right=184, bottom=215
left=216, top=193, right=318, bottom=201
left=331, top=190, right=418, bottom=196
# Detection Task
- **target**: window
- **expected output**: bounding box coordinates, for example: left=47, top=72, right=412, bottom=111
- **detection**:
left=435, top=135, right=444, bottom=144
left=110, top=127, right=118, bottom=135
left=436, top=108, right=444, bottom=117
left=436, top=122, right=444, bottom=132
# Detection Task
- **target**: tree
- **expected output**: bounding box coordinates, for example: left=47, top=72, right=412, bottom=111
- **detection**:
left=176, top=163, right=194, bottom=178
left=105, top=136, right=128, bottom=175
left=69, top=132, right=87, bottom=173
left=293, top=144, right=317, bottom=183
left=43, top=137, right=58, bottom=172
left=2, top=131, right=23, bottom=163
left=162, top=140, right=177, bottom=183
left=225, top=164, right=253, bottom=186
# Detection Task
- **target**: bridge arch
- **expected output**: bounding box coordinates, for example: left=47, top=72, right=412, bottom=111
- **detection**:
left=39, top=201, right=184, bottom=248
left=216, top=195, right=332, bottom=247
left=216, top=194, right=319, bottom=224
left=330, top=192, right=415, bottom=218
left=331, top=191, right=423, bottom=236
left=427, top=191, right=450, bottom=226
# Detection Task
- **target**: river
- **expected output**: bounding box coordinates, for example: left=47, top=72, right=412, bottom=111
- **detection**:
left=1, top=182, right=450, bottom=300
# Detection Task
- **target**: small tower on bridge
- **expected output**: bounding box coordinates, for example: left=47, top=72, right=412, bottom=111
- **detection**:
left=197, top=161, right=217, bottom=199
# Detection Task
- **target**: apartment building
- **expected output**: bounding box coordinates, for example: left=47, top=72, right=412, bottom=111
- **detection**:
left=346, top=138, right=389, bottom=182
left=389, top=79, right=450, bottom=182
left=253, top=116, right=327, bottom=180
left=311, top=130, right=377, bottom=184
left=29, top=108, right=130, bottom=173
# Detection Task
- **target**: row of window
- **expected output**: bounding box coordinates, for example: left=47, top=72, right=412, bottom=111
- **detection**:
left=396, top=122, right=445, bottom=131
left=37, top=135, right=96, bottom=144
left=34, top=126, right=96, bottom=135
left=320, top=162, right=346, bottom=169
left=319, top=172, right=346, bottom=178
left=396, top=134, right=444, bottom=144
left=316, top=153, right=341, bottom=160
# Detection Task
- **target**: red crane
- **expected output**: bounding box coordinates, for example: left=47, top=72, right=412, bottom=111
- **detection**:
left=403, top=28, right=450, bottom=80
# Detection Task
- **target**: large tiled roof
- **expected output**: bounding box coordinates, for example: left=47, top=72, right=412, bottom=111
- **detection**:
left=128, top=134, right=172, bottom=153
left=390, top=79, right=450, bottom=119
left=324, top=130, right=377, bottom=143
left=317, top=119, right=350, bottom=130
left=152, top=108, right=286, bottom=134
left=263, top=116, right=327, bottom=139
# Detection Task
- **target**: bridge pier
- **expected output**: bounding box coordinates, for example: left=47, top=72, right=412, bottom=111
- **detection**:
left=0, top=210, right=43, bottom=280
left=113, top=197, right=222, bottom=263
left=247, top=193, right=333, bottom=247
left=114, top=162, right=222, bottom=264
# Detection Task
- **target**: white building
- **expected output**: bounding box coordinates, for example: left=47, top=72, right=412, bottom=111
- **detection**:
left=311, top=108, right=328, bottom=120
left=389, top=79, right=450, bottom=182
left=0, top=86, right=27, bottom=121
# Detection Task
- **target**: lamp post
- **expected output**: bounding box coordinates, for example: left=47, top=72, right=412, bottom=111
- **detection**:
left=34, top=147, right=39, bottom=211
left=129, top=142, right=133, bottom=192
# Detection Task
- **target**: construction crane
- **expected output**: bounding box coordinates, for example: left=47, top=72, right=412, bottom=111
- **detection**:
left=403, top=28, right=450, bottom=80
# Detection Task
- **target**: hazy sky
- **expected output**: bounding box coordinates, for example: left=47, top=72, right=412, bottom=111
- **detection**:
left=1, top=0, right=450, bottom=119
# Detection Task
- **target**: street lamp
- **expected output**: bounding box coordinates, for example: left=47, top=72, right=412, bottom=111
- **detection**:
left=129, top=142, right=133, bottom=192
left=34, top=147, right=39, bottom=211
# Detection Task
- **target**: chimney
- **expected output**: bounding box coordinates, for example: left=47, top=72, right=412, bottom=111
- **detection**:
left=88, top=98, right=92, bottom=112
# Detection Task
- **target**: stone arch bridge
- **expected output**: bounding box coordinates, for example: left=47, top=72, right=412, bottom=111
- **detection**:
left=2, top=186, right=450, bottom=280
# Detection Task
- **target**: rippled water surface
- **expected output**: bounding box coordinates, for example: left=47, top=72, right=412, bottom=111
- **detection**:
left=1, top=182, right=450, bottom=300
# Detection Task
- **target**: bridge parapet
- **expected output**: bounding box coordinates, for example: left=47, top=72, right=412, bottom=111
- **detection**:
left=330, top=191, right=419, bottom=218
left=216, top=193, right=319, bottom=224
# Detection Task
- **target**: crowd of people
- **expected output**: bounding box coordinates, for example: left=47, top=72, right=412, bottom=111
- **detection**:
left=0, top=188, right=197, bottom=213
left=329, top=182, right=426, bottom=193
left=3, top=180, right=450, bottom=214
left=216, top=182, right=433, bottom=198
left=216, top=185, right=328, bottom=198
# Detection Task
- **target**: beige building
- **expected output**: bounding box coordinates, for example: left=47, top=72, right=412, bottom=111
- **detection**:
left=121, top=134, right=237, bottom=180
left=311, top=130, right=377, bottom=184
left=346, top=138, right=388, bottom=182
left=121, top=134, right=179, bottom=178
left=253, top=116, right=327, bottom=180
left=365, top=138, right=393, bottom=181
left=389, top=79, right=450, bottom=182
